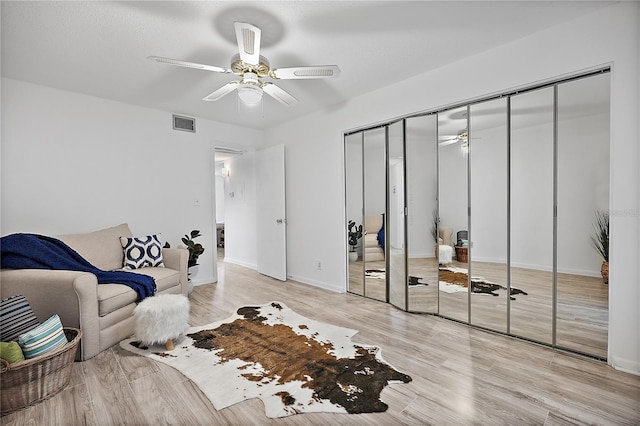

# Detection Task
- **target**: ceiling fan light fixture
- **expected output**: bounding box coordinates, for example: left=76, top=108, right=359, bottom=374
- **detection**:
left=237, top=83, right=263, bottom=106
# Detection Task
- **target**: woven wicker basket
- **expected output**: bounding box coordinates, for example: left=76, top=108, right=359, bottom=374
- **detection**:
left=1, top=327, right=82, bottom=415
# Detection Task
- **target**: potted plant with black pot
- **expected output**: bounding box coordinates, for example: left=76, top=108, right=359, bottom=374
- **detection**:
left=590, top=210, right=609, bottom=284
left=347, top=220, right=363, bottom=262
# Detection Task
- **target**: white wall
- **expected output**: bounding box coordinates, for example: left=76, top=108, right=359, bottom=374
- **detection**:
left=406, top=116, right=438, bottom=258
left=214, top=170, right=225, bottom=224
left=1, top=78, right=263, bottom=286
left=265, top=2, right=639, bottom=374
left=363, top=130, right=386, bottom=217
left=439, top=141, right=469, bottom=245
left=470, top=123, right=508, bottom=264
left=511, top=119, right=555, bottom=271
left=557, top=112, right=610, bottom=276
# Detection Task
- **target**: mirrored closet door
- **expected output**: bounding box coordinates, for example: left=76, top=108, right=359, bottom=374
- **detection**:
left=509, top=87, right=555, bottom=345
left=468, top=98, right=509, bottom=333
left=363, top=128, right=387, bottom=302
left=345, top=133, right=364, bottom=296
left=437, top=106, right=469, bottom=323
left=345, top=69, right=610, bottom=359
left=555, top=73, right=610, bottom=358
left=406, top=115, right=438, bottom=313
left=388, top=121, right=407, bottom=310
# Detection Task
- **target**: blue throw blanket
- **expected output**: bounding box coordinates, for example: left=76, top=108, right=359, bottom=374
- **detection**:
left=1, top=233, right=156, bottom=301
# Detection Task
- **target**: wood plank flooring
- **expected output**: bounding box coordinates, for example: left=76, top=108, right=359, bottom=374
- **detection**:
left=2, top=256, right=638, bottom=425
left=351, top=255, right=608, bottom=359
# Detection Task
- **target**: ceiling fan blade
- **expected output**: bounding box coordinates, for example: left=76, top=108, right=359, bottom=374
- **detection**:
left=262, top=83, right=299, bottom=106
left=147, top=56, right=231, bottom=74
left=271, top=65, right=340, bottom=80
left=234, top=22, right=261, bottom=65
left=438, top=139, right=460, bottom=147
left=202, top=82, right=239, bottom=101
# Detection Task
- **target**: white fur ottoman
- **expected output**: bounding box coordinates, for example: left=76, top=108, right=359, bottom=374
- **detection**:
left=133, top=294, right=190, bottom=351
left=438, top=245, right=453, bottom=265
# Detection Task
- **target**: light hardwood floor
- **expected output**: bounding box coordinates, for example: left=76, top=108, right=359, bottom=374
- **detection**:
left=2, top=256, right=638, bottom=425
left=351, top=255, right=609, bottom=359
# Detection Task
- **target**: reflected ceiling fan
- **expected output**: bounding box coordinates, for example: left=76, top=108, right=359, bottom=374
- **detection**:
left=439, top=129, right=469, bottom=147
left=148, top=22, right=340, bottom=107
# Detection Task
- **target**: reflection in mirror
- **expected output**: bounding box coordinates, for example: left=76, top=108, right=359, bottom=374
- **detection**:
left=438, top=106, right=469, bottom=323
left=556, top=73, right=610, bottom=358
left=345, top=133, right=364, bottom=295
left=510, top=87, right=554, bottom=344
left=363, top=128, right=387, bottom=302
left=469, top=99, right=509, bottom=332
left=388, top=121, right=406, bottom=310
left=406, top=115, right=438, bottom=313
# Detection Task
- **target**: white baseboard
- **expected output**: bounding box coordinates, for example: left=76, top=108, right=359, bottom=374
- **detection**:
left=609, top=355, right=640, bottom=376
left=510, top=261, right=600, bottom=277
left=408, top=252, right=435, bottom=259
left=223, top=257, right=257, bottom=270
left=191, top=277, right=214, bottom=287
left=218, top=258, right=344, bottom=293
left=286, top=273, right=345, bottom=293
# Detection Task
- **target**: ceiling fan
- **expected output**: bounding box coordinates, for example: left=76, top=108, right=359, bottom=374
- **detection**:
left=148, top=22, right=340, bottom=107
left=439, top=129, right=469, bottom=146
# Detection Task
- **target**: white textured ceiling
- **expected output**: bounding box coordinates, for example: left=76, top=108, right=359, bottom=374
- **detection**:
left=1, top=1, right=613, bottom=130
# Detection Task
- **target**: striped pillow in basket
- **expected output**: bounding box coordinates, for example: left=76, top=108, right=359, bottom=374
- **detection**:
left=18, top=314, right=68, bottom=359
left=0, top=294, right=40, bottom=342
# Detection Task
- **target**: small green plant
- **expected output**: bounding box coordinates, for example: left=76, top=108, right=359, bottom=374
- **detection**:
left=590, top=210, right=609, bottom=262
left=164, top=230, right=205, bottom=268
left=347, top=220, right=363, bottom=252
left=431, top=209, right=439, bottom=243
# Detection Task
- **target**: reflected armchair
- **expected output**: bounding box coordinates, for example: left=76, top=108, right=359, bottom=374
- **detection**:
left=364, top=215, right=385, bottom=261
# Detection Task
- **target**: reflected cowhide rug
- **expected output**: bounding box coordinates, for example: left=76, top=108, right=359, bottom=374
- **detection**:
left=439, top=266, right=528, bottom=300
left=120, top=302, right=411, bottom=418
left=366, top=269, right=427, bottom=286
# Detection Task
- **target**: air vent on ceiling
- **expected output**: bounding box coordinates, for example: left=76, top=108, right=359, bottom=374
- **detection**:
left=173, top=114, right=195, bottom=133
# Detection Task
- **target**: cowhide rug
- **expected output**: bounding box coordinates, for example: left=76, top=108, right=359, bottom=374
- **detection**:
left=439, top=266, right=528, bottom=300
left=120, top=302, right=411, bottom=418
left=365, top=269, right=386, bottom=279
left=366, top=269, right=427, bottom=286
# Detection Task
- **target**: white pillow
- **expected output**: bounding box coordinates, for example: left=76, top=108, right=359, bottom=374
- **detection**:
left=120, top=234, right=165, bottom=269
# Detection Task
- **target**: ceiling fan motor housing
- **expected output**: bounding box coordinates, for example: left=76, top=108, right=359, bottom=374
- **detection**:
left=231, top=54, right=271, bottom=78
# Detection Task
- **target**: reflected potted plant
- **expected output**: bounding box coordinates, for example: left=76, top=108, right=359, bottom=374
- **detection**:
left=432, top=209, right=439, bottom=257
left=590, top=210, right=609, bottom=284
left=347, top=220, right=363, bottom=262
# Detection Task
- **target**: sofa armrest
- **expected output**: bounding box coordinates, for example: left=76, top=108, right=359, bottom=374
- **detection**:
left=0, top=269, right=99, bottom=361
left=162, top=248, right=189, bottom=295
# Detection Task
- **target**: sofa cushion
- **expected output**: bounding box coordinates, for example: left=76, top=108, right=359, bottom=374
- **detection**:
left=97, top=284, right=138, bottom=317
left=60, top=223, right=132, bottom=271
left=97, top=268, right=181, bottom=316
left=120, top=235, right=165, bottom=269
left=126, top=267, right=180, bottom=293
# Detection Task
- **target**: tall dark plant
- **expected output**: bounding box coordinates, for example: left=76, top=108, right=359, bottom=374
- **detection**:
left=164, top=230, right=205, bottom=268
left=590, top=210, right=609, bottom=262
left=431, top=209, right=439, bottom=243
left=182, top=230, right=205, bottom=268
left=347, top=220, right=363, bottom=251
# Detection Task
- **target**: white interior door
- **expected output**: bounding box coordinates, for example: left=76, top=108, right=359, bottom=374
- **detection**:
left=256, top=144, right=287, bottom=280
